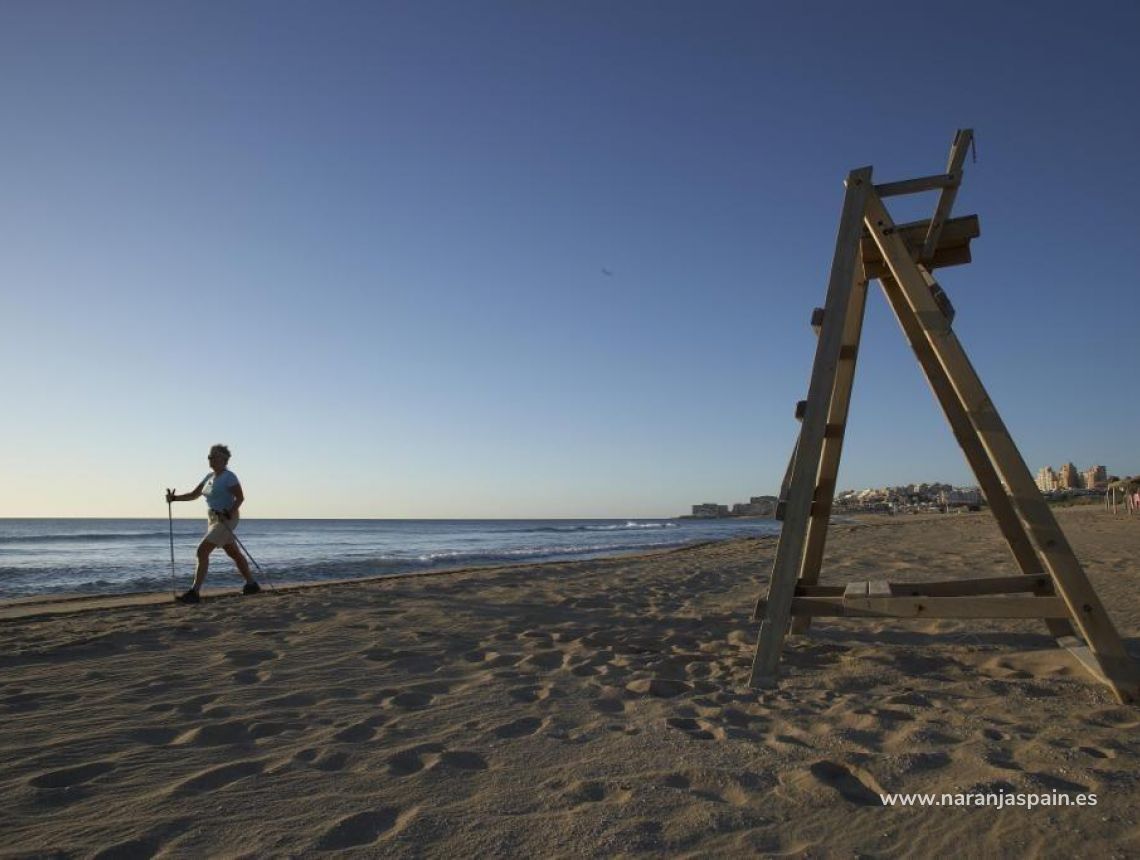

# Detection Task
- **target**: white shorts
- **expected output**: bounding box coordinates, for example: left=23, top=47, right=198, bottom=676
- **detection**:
left=204, top=511, right=240, bottom=547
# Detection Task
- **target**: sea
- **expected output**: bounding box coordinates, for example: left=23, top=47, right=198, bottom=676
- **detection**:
left=0, top=517, right=781, bottom=600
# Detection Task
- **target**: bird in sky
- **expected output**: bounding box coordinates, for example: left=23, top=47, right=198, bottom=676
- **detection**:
left=601, top=268, right=614, bottom=276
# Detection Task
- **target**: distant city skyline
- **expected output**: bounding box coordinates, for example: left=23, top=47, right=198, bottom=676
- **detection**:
left=2, top=2, right=1138, bottom=518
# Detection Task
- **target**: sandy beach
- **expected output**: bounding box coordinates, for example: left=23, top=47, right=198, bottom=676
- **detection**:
left=2, top=506, right=1137, bottom=857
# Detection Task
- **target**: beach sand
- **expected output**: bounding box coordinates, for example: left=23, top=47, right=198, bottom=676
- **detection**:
left=2, top=506, right=1138, bottom=857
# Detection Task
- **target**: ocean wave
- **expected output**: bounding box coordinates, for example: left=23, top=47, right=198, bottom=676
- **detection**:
left=0, top=531, right=170, bottom=545
left=414, top=540, right=683, bottom=565
left=522, top=521, right=680, bottom=534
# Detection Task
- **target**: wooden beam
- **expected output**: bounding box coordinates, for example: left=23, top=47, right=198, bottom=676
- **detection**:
left=749, top=166, right=873, bottom=687
left=759, top=595, right=1070, bottom=619
left=886, top=573, right=1054, bottom=597
left=793, top=574, right=1054, bottom=598
left=864, top=245, right=970, bottom=280
left=921, top=129, right=974, bottom=261
left=875, top=172, right=961, bottom=197
left=845, top=595, right=1070, bottom=619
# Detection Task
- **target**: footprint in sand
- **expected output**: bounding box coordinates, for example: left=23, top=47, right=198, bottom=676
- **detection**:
left=386, top=744, right=445, bottom=776
left=362, top=648, right=442, bottom=674
left=1078, top=745, right=1115, bottom=760
left=230, top=668, right=271, bottom=685
left=564, top=780, right=607, bottom=804
left=314, top=806, right=411, bottom=851
left=807, top=760, right=883, bottom=806
left=173, top=720, right=252, bottom=746
left=91, top=817, right=193, bottom=860
left=508, top=684, right=550, bottom=703
left=222, top=648, right=278, bottom=668
left=291, top=747, right=351, bottom=771
left=262, top=691, right=317, bottom=708
left=175, top=693, right=220, bottom=716
left=1086, top=707, right=1140, bottom=730
left=385, top=744, right=487, bottom=776
left=561, top=779, right=632, bottom=807
left=313, top=751, right=351, bottom=772
left=30, top=761, right=115, bottom=789
left=896, top=751, right=953, bottom=774
left=519, top=651, right=565, bottom=671
left=435, top=750, right=488, bottom=771
left=625, top=678, right=692, bottom=699
left=251, top=720, right=304, bottom=740
left=491, top=717, right=544, bottom=739
left=1, top=692, right=43, bottom=713
left=130, top=727, right=180, bottom=746
left=333, top=720, right=378, bottom=743
left=170, top=759, right=264, bottom=795
left=665, top=717, right=722, bottom=741
left=389, top=691, right=434, bottom=710
left=591, top=697, right=626, bottom=715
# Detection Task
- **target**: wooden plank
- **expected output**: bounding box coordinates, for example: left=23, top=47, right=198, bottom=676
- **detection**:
left=888, top=573, right=1054, bottom=597
left=867, top=580, right=893, bottom=597
left=861, top=214, right=978, bottom=270
left=844, top=581, right=869, bottom=599
left=863, top=244, right=970, bottom=280
left=865, top=189, right=1139, bottom=703
left=749, top=166, right=873, bottom=687
left=761, top=596, right=1068, bottom=619
left=863, top=213, right=979, bottom=253
left=875, top=172, right=961, bottom=197
left=921, top=129, right=974, bottom=261
left=791, top=266, right=871, bottom=635
left=843, top=595, right=1070, bottom=619
left=793, top=585, right=846, bottom=597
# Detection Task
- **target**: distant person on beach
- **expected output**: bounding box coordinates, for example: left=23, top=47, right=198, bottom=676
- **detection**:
left=166, top=444, right=259, bottom=604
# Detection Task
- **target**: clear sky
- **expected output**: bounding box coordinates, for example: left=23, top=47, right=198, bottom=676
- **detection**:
left=2, top=1, right=1137, bottom=518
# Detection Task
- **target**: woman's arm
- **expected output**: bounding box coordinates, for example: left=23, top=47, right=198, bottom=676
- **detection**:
left=166, top=481, right=205, bottom=503
left=226, top=483, right=244, bottom=517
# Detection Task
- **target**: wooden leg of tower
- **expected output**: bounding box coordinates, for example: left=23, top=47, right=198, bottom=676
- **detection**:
left=865, top=190, right=1138, bottom=703
left=790, top=266, right=870, bottom=635
left=749, top=167, right=873, bottom=688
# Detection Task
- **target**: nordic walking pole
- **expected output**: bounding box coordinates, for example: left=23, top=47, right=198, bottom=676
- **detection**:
left=214, top=512, right=276, bottom=591
left=167, top=498, right=177, bottom=599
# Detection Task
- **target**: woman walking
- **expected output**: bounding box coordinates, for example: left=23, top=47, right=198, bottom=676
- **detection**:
left=166, top=444, right=260, bottom=604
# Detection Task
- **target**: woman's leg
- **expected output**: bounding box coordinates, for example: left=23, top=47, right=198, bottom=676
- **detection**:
left=223, top=542, right=253, bottom=583
left=192, top=540, right=215, bottom=591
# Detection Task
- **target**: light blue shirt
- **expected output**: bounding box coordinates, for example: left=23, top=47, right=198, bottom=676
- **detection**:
left=202, top=470, right=240, bottom=512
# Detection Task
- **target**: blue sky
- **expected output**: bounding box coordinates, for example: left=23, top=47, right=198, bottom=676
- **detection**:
left=2, top=1, right=1137, bottom=518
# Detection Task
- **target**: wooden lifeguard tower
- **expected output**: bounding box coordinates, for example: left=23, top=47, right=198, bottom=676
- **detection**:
left=750, top=130, right=1139, bottom=704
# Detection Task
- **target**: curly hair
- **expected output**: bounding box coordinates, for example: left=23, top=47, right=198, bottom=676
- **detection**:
left=209, top=444, right=232, bottom=463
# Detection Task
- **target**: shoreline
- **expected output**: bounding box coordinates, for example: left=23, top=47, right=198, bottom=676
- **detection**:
left=0, top=536, right=773, bottom=622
